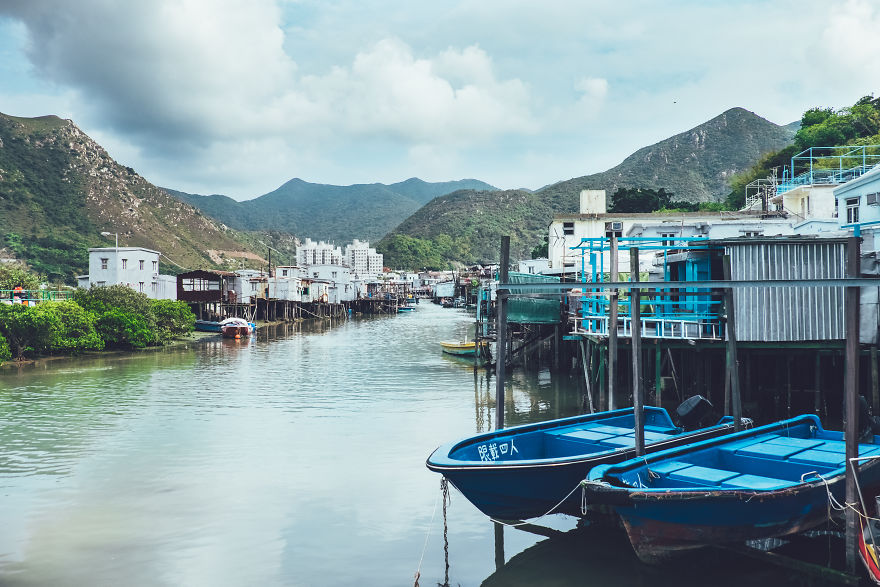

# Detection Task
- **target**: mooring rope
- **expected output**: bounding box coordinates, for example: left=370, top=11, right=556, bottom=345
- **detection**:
left=490, top=480, right=587, bottom=527
left=413, top=478, right=445, bottom=587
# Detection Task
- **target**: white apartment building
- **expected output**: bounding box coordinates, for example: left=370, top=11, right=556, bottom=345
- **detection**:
left=296, top=239, right=342, bottom=266
left=78, top=247, right=176, bottom=299
left=344, top=239, right=384, bottom=276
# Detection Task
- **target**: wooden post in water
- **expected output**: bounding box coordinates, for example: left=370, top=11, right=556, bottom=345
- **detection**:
left=495, top=236, right=510, bottom=431
left=608, top=235, right=619, bottom=410
left=723, top=255, right=743, bottom=432
left=845, top=236, right=861, bottom=575
left=630, top=248, right=644, bottom=457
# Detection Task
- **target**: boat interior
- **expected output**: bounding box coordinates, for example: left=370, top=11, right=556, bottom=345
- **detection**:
left=609, top=420, right=880, bottom=491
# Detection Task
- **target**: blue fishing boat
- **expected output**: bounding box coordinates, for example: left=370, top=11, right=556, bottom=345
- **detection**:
left=194, top=319, right=222, bottom=333
left=584, top=414, right=880, bottom=563
left=426, top=402, right=738, bottom=520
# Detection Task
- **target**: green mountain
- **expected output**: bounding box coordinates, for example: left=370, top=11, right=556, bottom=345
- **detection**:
left=379, top=107, right=796, bottom=267
left=0, top=112, right=268, bottom=282
left=167, top=177, right=497, bottom=244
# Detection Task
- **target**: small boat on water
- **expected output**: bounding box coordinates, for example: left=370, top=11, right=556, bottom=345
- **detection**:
left=220, top=317, right=255, bottom=339
left=584, top=414, right=880, bottom=563
left=194, top=319, right=222, bottom=333
left=439, top=340, right=484, bottom=356
left=425, top=400, right=738, bottom=520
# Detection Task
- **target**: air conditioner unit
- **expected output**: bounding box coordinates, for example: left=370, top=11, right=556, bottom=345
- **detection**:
left=607, top=221, right=623, bottom=231
left=867, top=193, right=879, bottom=205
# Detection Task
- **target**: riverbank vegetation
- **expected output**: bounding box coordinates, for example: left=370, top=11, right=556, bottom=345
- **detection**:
left=0, top=284, right=196, bottom=363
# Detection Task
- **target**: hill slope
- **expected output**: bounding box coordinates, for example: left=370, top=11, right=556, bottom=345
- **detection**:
left=0, top=113, right=265, bottom=282
left=168, top=177, right=497, bottom=244
left=380, top=107, right=796, bottom=266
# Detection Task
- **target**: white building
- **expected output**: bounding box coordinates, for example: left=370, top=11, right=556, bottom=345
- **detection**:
left=78, top=247, right=176, bottom=299
left=548, top=190, right=797, bottom=276
left=297, top=239, right=342, bottom=266
left=518, top=259, right=550, bottom=274
left=344, top=239, right=384, bottom=276
left=308, top=264, right=355, bottom=302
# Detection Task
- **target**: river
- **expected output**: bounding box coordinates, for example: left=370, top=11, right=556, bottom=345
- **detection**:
left=0, top=303, right=816, bottom=586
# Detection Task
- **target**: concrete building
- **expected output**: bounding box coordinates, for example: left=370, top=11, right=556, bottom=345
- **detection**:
left=78, top=247, right=176, bottom=299
left=344, top=239, right=383, bottom=277
left=548, top=190, right=795, bottom=277
left=297, top=239, right=342, bottom=266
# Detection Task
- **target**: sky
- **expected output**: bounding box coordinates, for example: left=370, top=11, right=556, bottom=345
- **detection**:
left=0, top=0, right=877, bottom=201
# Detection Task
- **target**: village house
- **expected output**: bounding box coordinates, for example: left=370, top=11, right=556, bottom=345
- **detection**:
left=77, top=246, right=177, bottom=299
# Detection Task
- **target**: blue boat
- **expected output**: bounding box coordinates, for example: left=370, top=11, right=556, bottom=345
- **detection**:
left=194, top=319, right=222, bottom=333
left=584, top=414, right=880, bottom=562
left=425, top=404, right=738, bottom=520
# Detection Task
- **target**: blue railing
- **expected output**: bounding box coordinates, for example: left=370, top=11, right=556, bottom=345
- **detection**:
left=569, top=237, right=724, bottom=340
left=776, top=145, right=880, bottom=195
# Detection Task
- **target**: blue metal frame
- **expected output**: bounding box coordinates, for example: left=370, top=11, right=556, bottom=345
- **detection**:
left=569, top=237, right=723, bottom=339
left=777, top=145, right=880, bottom=195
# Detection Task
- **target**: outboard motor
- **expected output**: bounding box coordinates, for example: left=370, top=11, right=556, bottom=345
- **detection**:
left=675, top=395, right=714, bottom=431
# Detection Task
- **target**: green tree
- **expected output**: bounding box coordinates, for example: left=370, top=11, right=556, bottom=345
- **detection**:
left=151, top=299, right=196, bottom=342
left=96, top=309, right=155, bottom=349
left=38, top=301, right=103, bottom=354
left=531, top=235, right=549, bottom=258
left=0, top=264, right=40, bottom=292
left=0, top=304, right=59, bottom=359
left=0, top=333, right=10, bottom=365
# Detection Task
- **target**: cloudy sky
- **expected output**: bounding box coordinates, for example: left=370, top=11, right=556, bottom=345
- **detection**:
left=0, top=0, right=877, bottom=200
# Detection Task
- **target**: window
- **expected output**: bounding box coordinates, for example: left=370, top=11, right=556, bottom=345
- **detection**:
left=660, top=232, right=676, bottom=246
left=100, top=258, right=108, bottom=270
left=139, top=260, right=144, bottom=270
left=846, top=198, right=860, bottom=224
left=743, top=231, right=763, bottom=237
left=331, top=271, right=338, bottom=279
left=138, top=282, right=144, bottom=293
left=152, top=261, right=158, bottom=272
left=96, top=281, right=106, bottom=287
left=282, top=269, right=288, bottom=277
left=562, top=222, right=574, bottom=236
left=121, top=258, right=128, bottom=269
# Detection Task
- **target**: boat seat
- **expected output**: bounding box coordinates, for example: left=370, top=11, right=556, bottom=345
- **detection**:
left=648, top=461, right=692, bottom=476
left=587, top=425, right=635, bottom=436
left=668, top=465, right=740, bottom=485
left=621, top=430, right=676, bottom=443
left=554, top=429, right=614, bottom=443
left=789, top=445, right=880, bottom=468
left=721, top=474, right=789, bottom=490
left=730, top=441, right=809, bottom=460
left=643, top=425, right=679, bottom=435
left=763, top=437, right=824, bottom=450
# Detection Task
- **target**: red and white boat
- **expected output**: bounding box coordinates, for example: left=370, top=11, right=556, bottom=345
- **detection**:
left=220, top=317, right=254, bottom=339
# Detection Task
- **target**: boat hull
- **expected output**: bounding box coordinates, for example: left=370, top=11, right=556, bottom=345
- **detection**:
left=585, top=415, right=880, bottom=562
left=440, top=341, right=484, bottom=356
left=426, top=407, right=736, bottom=520
left=194, top=320, right=222, bottom=333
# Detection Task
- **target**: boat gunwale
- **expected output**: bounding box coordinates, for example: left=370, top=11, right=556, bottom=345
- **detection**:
left=425, top=407, right=736, bottom=471
left=586, top=414, right=880, bottom=501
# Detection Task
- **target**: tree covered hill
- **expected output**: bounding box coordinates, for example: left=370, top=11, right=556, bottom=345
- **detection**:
left=0, top=112, right=267, bottom=282
left=167, top=177, right=497, bottom=244
left=379, top=107, right=796, bottom=269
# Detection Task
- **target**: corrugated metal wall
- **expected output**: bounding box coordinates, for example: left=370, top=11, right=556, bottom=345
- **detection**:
left=728, top=241, right=846, bottom=342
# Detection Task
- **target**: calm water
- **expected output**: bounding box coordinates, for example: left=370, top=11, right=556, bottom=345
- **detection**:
left=0, top=303, right=812, bottom=586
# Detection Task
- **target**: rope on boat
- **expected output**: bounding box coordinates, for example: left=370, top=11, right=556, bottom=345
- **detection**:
left=490, top=481, right=588, bottom=527
left=413, top=478, right=446, bottom=587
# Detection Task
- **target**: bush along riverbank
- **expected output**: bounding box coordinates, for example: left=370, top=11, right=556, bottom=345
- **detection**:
left=0, top=285, right=196, bottom=364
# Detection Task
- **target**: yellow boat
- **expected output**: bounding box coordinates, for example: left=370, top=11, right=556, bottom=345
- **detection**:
left=440, top=340, right=485, bottom=356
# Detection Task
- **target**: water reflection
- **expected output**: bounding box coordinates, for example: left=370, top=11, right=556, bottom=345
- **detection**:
left=482, top=522, right=807, bottom=587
